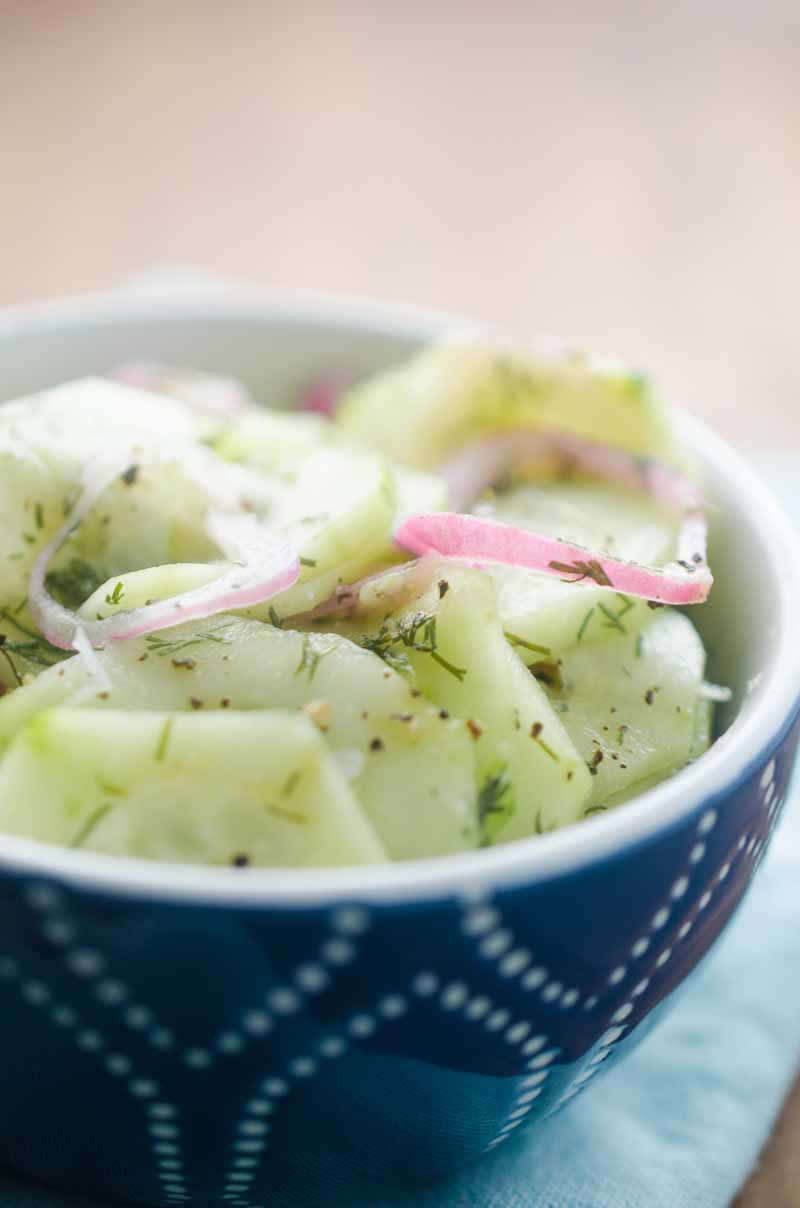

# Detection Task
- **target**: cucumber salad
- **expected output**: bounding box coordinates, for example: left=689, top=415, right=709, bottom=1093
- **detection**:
left=0, top=342, right=724, bottom=868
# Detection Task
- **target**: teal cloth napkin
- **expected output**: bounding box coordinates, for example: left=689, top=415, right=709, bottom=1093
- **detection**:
left=3, top=456, right=799, bottom=1208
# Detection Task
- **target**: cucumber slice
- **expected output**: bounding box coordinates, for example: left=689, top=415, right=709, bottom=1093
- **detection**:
left=0, top=618, right=478, bottom=860
left=214, top=409, right=330, bottom=478
left=79, top=564, right=226, bottom=622
left=549, top=609, right=708, bottom=810
left=357, top=567, right=592, bottom=840
left=338, top=343, right=679, bottom=470
left=0, top=379, right=277, bottom=620
left=0, top=708, right=386, bottom=867
left=253, top=447, right=397, bottom=620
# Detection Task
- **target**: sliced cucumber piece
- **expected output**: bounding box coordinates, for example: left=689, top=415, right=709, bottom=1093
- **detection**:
left=79, top=564, right=226, bottom=622
left=0, top=617, right=478, bottom=860
left=214, top=409, right=330, bottom=478
left=338, top=343, right=679, bottom=470
left=550, top=608, right=708, bottom=810
left=254, top=447, right=397, bottom=620
left=357, top=567, right=592, bottom=841
left=0, top=708, right=386, bottom=867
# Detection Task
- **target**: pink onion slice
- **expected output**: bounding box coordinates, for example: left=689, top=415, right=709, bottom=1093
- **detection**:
left=395, top=512, right=712, bottom=605
left=298, top=377, right=348, bottom=418
left=111, top=362, right=253, bottom=419
left=440, top=429, right=705, bottom=513
left=29, top=453, right=300, bottom=651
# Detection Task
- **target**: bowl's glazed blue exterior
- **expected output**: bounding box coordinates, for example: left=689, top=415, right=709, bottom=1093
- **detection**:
left=0, top=716, right=796, bottom=1208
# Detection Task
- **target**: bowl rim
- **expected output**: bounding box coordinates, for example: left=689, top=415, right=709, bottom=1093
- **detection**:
left=0, top=284, right=798, bottom=906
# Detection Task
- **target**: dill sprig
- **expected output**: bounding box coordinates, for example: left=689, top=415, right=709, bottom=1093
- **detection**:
left=105, top=581, right=125, bottom=606
left=0, top=611, right=68, bottom=669
left=576, top=607, right=595, bottom=643
left=70, top=803, right=114, bottom=848
left=45, top=559, right=107, bottom=610
left=294, top=634, right=331, bottom=682
left=597, top=602, right=627, bottom=634
left=145, top=621, right=236, bottom=658
left=360, top=611, right=466, bottom=681
left=503, top=631, right=552, bottom=657
left=478, top=764, right=515, bottom=846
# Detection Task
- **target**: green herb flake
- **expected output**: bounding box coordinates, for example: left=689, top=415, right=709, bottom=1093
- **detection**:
left=154, top=718, right=174, bottom=763
left=615, top=594, right=634, bottom=617
left=504, top=630, right=552, bottom=657
left=71, top=803, right=113, bottom=848
left=478, top=764, right=516, bottom=846
left=294, top=634, right=331, bottom=682
left=635, top=634, right=645, bottom=658
left=360, top=611, right=466, bottom=681
left=597, top=602, right=627, bottom=634
left=282, top=770, right=301, bottom=797
left=299, top=557, right=317, bottom=568
left=97, top=780, right=128, bottom=798
left=576, top=607, right=595, bottom=643
left=145, top=621, right=236, bottom=659
left=0, top=611, right=68, bottom=669
left=105, top=581, right=125, bottom=606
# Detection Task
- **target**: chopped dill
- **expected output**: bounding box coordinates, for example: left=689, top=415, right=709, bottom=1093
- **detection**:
left=282, top=770, right=301, bottom=797
left=268, top=606, right=283, bottom=629
left=154, top=718, right=173, bottom=762
left=299, top=557, right=317, bottom=568
left=615, top=594, right=634, bottom=618
left=34, top=502, right=45, bottom=530
left=576, top=607, right=595, bottom=643
left=145, top=622, right=236, bottom=658
left=71, top=803, right=113, bottom=848
left=0, top=643, right=22, bottom=686
left=294, top=634, right=331, bottom=682
left=597, top=602, right=627, bottom=634
left=0, top=612, right=68, bottom=669
left=360, top=611, right=466, bottom=681
left=584, top=804, right=608, bottom=816
left=635, top=634, right=645, bottom=658
left=503, top=631, right=552, bottom=657
left=105, top=581, right=125, bottom=606
left=478, top=764, right=515, bottom=846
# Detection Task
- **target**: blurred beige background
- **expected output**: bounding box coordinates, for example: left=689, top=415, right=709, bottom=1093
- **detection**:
left=1, top=2, right=799, bottom=1202
left=2, top=0, right=799, bottom=450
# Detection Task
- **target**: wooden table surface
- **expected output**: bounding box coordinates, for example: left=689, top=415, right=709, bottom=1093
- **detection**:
left=2, top=3, right=799, bottom=1202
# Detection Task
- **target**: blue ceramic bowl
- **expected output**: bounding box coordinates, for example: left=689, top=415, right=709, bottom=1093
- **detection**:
left=0, top=289, right=798, bottom=1208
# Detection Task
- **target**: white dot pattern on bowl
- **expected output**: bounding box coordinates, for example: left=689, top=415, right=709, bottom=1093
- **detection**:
left=10, top=752, right=783, bottom=1205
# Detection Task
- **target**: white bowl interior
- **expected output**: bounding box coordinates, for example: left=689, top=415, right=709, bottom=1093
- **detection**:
left=0, top=290, right=797, bottom=902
